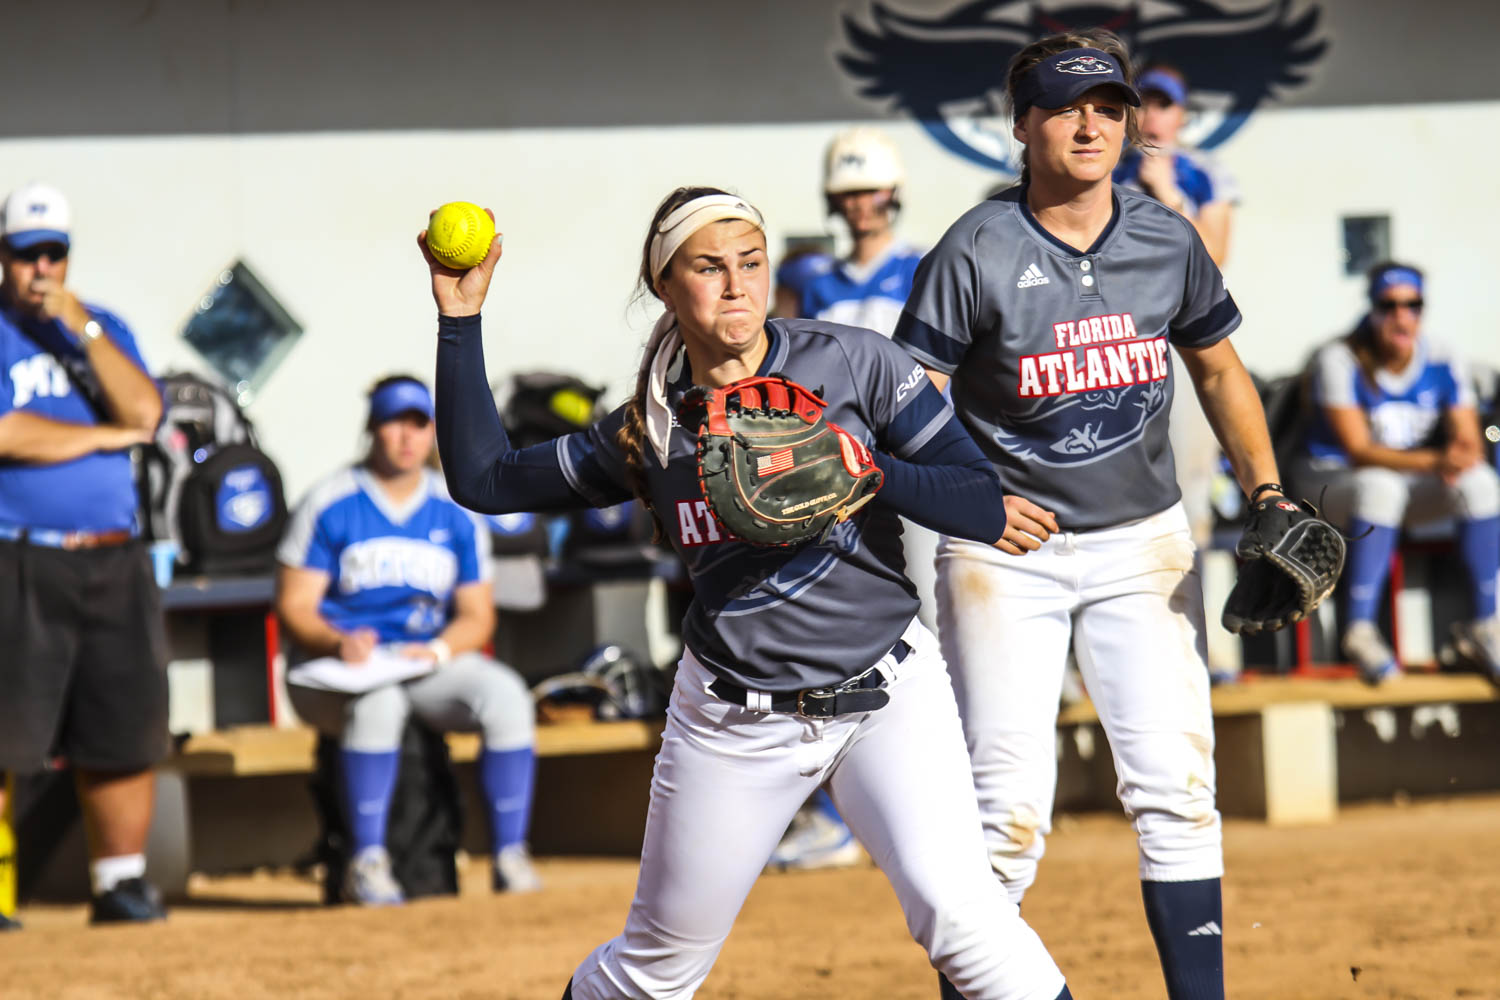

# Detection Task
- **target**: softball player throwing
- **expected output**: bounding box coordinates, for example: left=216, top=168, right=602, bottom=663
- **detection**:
left=420, top=188, right=1072, bottom=1000
left=895, top=31, right=1287, bottom=1000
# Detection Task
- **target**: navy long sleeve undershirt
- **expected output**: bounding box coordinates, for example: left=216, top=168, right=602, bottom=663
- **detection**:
left=436, top=312, right=1007, bottom=543
left=435, top=313, right=582, bottom=514
left=872, top=420, right=1007, bottom=544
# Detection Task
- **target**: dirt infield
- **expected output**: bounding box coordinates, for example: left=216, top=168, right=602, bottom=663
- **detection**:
left=4, top=794, right=1497, bottom=1000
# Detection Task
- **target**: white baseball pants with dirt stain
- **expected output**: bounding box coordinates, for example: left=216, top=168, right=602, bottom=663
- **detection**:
left=568, top=618, right=1066, bottom=1000
left=936, top=501, right=1223, bottom=903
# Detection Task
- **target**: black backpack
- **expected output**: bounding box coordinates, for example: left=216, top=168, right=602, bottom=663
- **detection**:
left=177, top=442, right=289, bottom=575
left=311, top=721, right=464, bottom=903
left=139, top=372, right=288, bottom=575
left=493, top=371, right=605, bottom=448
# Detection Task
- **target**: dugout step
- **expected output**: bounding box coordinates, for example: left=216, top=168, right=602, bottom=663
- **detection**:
left=1056, top=674, right=1499, bottom=826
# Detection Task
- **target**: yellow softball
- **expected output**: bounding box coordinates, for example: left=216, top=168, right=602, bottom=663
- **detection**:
left=425, top=201, right=496, bottom=270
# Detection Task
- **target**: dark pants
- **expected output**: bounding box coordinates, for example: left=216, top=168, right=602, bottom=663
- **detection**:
left=0, top=539, right=169, bottom=774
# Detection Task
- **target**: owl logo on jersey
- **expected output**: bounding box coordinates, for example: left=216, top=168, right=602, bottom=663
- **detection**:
left=691, top=519, right=862, bottom=618
left=995, top=379, right=1168, bottom=467
left=836, top=0, right=1328, bottom=173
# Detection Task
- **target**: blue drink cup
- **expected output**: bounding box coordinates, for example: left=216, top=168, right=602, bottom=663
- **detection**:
left=149, top=540, right=180, bottom=588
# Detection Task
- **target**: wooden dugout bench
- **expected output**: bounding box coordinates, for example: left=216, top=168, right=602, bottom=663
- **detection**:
left=1054, top=673, right=1500, bottom=827
left=131, top=674, right=1500, bottom=896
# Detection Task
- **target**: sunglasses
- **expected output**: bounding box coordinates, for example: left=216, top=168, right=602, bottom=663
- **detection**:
left=1373, top=297, right=1423, bottom=314
left=6, top=242, right=68, bottom=263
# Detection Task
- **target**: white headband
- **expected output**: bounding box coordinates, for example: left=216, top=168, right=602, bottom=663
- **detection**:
left=647, top=194, right=765, bottom=285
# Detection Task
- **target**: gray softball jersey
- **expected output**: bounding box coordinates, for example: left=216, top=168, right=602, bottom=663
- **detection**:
left=558, top=319, right=955, bottom=692
left=894, top=185, right=1241, bottom=530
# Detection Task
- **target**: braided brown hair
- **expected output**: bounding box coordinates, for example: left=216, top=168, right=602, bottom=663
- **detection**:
left=1004, top=29, right=1144, bottom=187
left=617, top=186, right=736, bottom=539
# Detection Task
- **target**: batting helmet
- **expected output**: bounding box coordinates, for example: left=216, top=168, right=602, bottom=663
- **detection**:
left=823, top=127, right=905, bottom=195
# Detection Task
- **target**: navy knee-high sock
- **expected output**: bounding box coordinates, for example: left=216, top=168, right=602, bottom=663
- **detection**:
left=1142, top=878, right=1225, bottom=1000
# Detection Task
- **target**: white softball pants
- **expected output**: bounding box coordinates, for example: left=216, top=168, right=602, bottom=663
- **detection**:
left=937, top=502, right=1222, bottom=902
left=288, top=652, right=535, bottom=753
left=570, top=619, right=1065, bottom=1000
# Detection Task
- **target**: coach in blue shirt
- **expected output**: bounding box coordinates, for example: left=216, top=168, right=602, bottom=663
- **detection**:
left=0, top=182, right=168, bottom=926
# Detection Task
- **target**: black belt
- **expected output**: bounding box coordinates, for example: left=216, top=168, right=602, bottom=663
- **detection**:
left=709, top=639, right=910, bottom=718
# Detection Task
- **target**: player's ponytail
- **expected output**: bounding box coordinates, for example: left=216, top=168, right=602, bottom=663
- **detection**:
left=1004, top=29, right=1145, bottom=186
left=618, top=185, right=735, bottom=541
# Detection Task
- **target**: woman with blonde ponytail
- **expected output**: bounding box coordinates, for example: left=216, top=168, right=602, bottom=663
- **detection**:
left=897, top=28, right=1282, bottom=1000
left=419, top=189, right=1073, bottom=1000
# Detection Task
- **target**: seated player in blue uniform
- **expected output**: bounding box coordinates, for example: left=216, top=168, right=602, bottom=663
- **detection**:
left=275, top=375, right=539, bottom=904
left=1293, top=262, right=1500, bottom=684
left=1112, top=65, right=1238, bottom=265
left=419, top=188, right=1074, bottom=1000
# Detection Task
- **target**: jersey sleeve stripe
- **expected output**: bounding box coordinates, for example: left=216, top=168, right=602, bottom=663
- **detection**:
left=885, top=385, right=953, bottom=459
left=891, top=313, right=967, bottom=373
left=1171, top=294, right=1242, bottom=348
left=275, top=470, right=357, bottom=569
left=558, top=435, right=631, bottom=508
left=464, top=510, right=494, bottom=584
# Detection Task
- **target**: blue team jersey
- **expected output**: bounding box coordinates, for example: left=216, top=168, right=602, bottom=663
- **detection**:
left=1113, top=147, right=1239, bottom=217
left=0, top=302, right=152, bottom=533
left=277, top=467, right=492, bottom=643
left=1304, top=332, right=1475, bottom=463
left=798, top=242, right=925, bottom=337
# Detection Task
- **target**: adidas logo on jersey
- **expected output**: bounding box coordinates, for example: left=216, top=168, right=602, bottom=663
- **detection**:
left=1187, top=921, right=1222, bottom=937
left=1016, top=263, right=1050, bottom=288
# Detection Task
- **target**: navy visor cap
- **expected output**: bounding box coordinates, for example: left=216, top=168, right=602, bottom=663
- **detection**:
left=1013, top=48, right=1142, bottom=117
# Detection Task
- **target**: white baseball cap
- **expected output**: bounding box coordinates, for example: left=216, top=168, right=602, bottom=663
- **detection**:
left=1, top=182, right=71, bottom=250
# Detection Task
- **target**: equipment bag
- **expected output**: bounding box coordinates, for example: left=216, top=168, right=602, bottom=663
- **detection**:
left=177, top=442, right=289, bottom=575
left=138, top=372, right=261, bottom=553
left=493, top=371, right=605, bottom=448
left=311, top=721, right=463, bottom=903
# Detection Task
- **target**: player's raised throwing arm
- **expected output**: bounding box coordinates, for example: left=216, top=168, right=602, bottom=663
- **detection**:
left=418, top=220, right=604, bottom=515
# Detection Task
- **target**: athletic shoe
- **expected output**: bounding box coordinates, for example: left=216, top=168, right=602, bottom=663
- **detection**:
left=1, top=913, right=21, bottom=931
left=492, top=843, right=542, bottom=893
left=89, top=877, right=166, bottom=925
left=1342, top=620, right=1400, bottom=685
left=765, top=807, right=864, bottom=872
left=343, top=846, right=404, bottom=906
left=1451, top=617, right=1500, bottom=685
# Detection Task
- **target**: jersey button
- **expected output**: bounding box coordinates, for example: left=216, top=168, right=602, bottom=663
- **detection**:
left=1081, top=275, right=1095, bottom=287
left=1080, top=260, right=1092, bottom=272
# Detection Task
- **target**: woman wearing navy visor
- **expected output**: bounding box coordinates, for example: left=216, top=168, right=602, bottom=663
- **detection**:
left=895, top=30, right=1288, bottom=1000
left=421, top=188, right=1075, bottom=999
left=276, top=375, right=540, bottom=905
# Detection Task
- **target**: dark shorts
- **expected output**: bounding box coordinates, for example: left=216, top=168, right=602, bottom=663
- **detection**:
left=0, top=538, right=169, bottom=774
